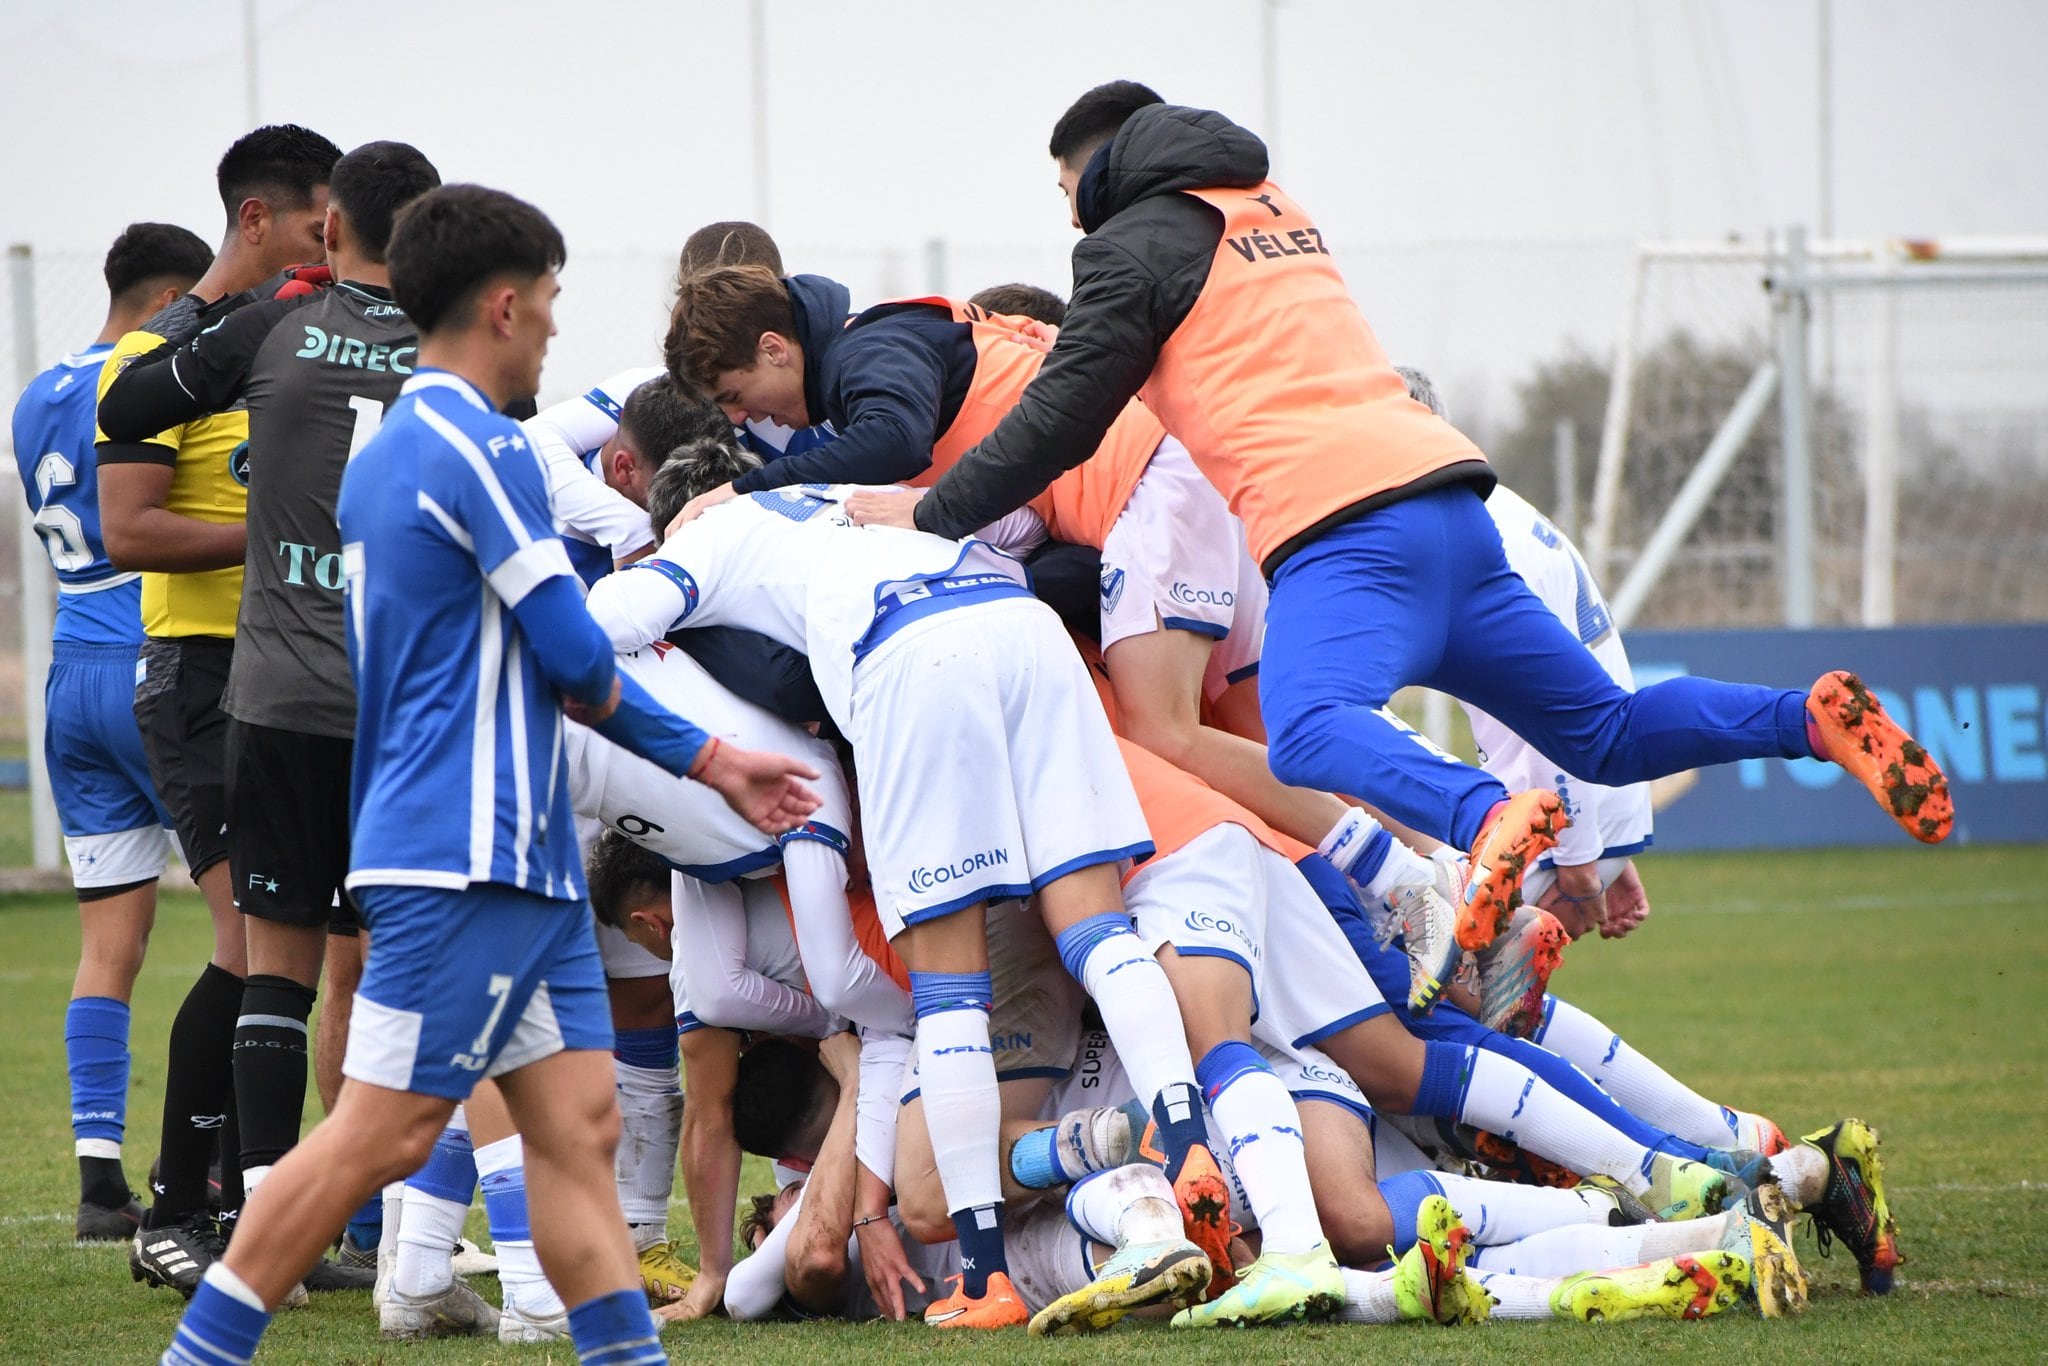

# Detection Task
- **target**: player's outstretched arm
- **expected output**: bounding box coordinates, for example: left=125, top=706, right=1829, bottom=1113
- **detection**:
left=690, top=738, right=822, bottom=838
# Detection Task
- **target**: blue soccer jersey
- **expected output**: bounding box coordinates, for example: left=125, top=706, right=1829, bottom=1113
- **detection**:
left=338, top=370, right=629, bottom=900
left=12, top=344, right=143, bottom=644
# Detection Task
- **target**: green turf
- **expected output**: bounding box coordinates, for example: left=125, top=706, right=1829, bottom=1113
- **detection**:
left=1, top=844, right=2043, bottom=1362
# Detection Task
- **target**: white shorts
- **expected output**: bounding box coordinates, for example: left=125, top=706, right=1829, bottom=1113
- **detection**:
left=1098, top=441, right=1267, bottom=701
left=900, top=900, right=1083, bottom=1096
left=67, top=826, right=178, bottom=890
left=1125, top=826, right=1387, bottom=1051
left=1005, top=1198, right=1097, bottom=1314
left=596, top=919, right=667, bottom=980
left=852, top=598, right=1151, bottom=935
left=1259, top=1036, right=1373, bottom=1125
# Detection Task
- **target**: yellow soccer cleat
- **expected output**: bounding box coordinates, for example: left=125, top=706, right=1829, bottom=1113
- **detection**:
left=637, top=1239, right=696, bottom=1303
left=1551, top=1251, right=1752, bottom=1323
left=1169, top=1244, right=1344, bottom=1328
left=1802, top=1117, right=1904, bottom=1294
left=1391, top=1194, right=1492, bottom=1325
left=1029, top=1238, right=1212, bottom=1336
left=1722, top=1181, right=1810, bottom=1318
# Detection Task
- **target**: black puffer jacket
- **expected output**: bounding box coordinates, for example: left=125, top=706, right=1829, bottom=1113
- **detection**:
left=914, top=104, right=1266, bottom=540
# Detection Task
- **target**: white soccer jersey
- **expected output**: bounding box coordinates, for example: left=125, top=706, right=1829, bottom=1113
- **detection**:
left=584, top=483, right=1028, bottom=729
left=670, top=873, right=832, bottom=1039
left=1464, top=486, right=1653, bottom=864
left=523, top=365, right=664, bottom=560
left=565, top=641, right=851, bottom=881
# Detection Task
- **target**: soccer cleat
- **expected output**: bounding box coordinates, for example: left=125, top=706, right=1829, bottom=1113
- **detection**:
left=1550, top=1251, right=1751, bottom=1322
left=1052, top=1105, right=1136, bottom=1180
left=300, top=1254, right=377, bottom=1293
left=1722, top=1181, right=1809, bottom=1318
left=1166, top=1141, right=1239, bottom=1297
left=1385, top=879, right=1462, bottom=1015
left=1801, top=1118, right=1903, bottom=1294
left=1806, top=670, right=1953, bottom=843
left=130, top=1214, right=222, bottom=1297
left=380, top=1280, right=501, bottom=1339
left=75, top=1195, right=145, bottom=1244
left=337, top=1229, right=378, bottom=1272
left=924, top=1271, right=1029, bottom=1329
left=1644, top=1154, right=1737, bottom=1222
left=1728, top=1109, right=1790, bottom=1156
left=499, top=1300, right=571, bottom=1342
left=451, top=1237, right=498, bottom=1278
left=638, top=1239, right=697, bottom=1303
left=1029, top=1238, right=1211, bottom=1336
left=1470, top=1129, right=1581, bottom=1189
left=1473, top=908, right=1569, bottom=1038
left=1457, top=790, right=1567, bottom=952
left=1170, top=1244, right=1345, bottom=1328
left=1702, top=1146, right=1773, bottom=1192
left=1391, top=1195, right=1491, bottom=1325
left=1579, top=1174, right=1659, bottom=1227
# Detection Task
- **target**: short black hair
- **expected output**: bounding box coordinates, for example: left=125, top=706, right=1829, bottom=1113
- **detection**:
left=1049, top=81, right=1164, bottom=163
left=387, top=184, right=567, bottom=335
left=732, top=1040, right=833, bottom=1158
left=328, top=142, right=441, bottom=263
left=679, top=221, right=784, bottom=278
left=969, top=283, right=1067, bottom=327
left=646, top=437, right=760, bottom=536
left=103, top=223, right=213, bottom=303
left=215, top=124, right=343, bottom=215
left=618, top=378, right=734, bottom=469
left=586, top=829, right=669, bottom=930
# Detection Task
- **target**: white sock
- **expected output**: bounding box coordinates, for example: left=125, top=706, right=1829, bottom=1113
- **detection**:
left=202, top=1260, right=267, bottom=1310
left=614, top=1058, right=683, bottom=1246
left=1429, top=1171, right=1611, bottom=1245
left=1472, top=1210, right=1738, bottom=1277
left=476, top=1134, right=564, bottom=1320
left=1206, top=1062, right=1323, bottom=1255
left=915, top=1004, right=1003, bottom=1212
left=1534, top=999, right=1735, bottom=1148
left=240, top=1163, right=272, bottom=1198
left=1768, top=1144, right=1828, bottom=1208
left=1473, top=1269, right=1560, bottom=1319
left=1338, top=1266, right=1404, bottom=1323
left=1319, top=806, right=1433, bottom=899
left=1065, top=1164, right=1181, bottom=1248
left=392, top=1190, right=465, bottom=1298
left=1457, top=1048, right=1657, bottom=1194
left=1065, top=926, right=1198, bottom=1113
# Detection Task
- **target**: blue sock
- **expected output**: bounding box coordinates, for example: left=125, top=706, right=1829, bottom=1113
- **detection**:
left=1377, top=1169, right=1447, bottom=1256
left=344, top=1195, right=382, bottom=1250
left=480, top=1162, right=530, bottom=1241
left=1148, top=1082, right=1208, bottom=1182
left=66, top=996, right=130, bottom=1146
left=163, top=1271, right=268, bottom=1366
left=612, top=1025, right=678, bottom=1071
left=952, top=1202, right=1008, bottom=1297
left=564, top=1286, right=663, bottom=1365
left=1194, top=1039, right=1266, bottom=1103
left=1411, top=1041, right=1477, bottom=1117
left=407, top=1125, right=477, bottom=1203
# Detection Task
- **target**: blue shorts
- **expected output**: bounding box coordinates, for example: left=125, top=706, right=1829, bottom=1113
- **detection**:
left=45, top=641, right=173, bottom=887
left=343, top=882, right=612, bottom=1100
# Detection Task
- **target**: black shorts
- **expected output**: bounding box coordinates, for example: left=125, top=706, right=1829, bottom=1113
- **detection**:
left=225, top=717, right=360, bottom=935
left=134, top=636, right=233, bottom=877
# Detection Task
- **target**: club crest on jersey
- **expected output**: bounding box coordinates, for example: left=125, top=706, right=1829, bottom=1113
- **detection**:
left=1100, top=565, right=1126, bottom=611
left=228, top=441, right=251, bottom=487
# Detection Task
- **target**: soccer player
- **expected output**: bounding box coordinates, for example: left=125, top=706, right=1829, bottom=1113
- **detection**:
left=99, top=143, right=442, bottom=1287
left=13, top=221, right=211, bottom=1242
left=585, top=445, right=1229, bottom=1330
left=95, top=123, right=343, bottom=1292
left=156, top=183, right=818, bottom=1366
left=892, top=81, right=1956, bottom=955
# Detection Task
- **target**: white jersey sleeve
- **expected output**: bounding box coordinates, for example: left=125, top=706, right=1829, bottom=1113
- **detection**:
left=854, top=1028, right=910, bottom=1189
left=781, top=839, right=912, bottom=1035
left=671, top=874, right=834, bottom=1038
left=523, top=366, right=664, bottom=558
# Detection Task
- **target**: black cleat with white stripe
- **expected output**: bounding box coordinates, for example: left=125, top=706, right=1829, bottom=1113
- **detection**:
left=130, top=1213, right=223, bottom=1298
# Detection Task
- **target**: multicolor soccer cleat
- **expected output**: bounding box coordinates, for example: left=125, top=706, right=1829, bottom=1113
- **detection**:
left=1473, top=907, right=1570, bottom=1038
left=1028, top=1238, right=1212, bottom=1336
left=1578, top=1174, right=1658, bottom=1226
left=1644, top=1154, right=1737, bottom=1222
left=1549, top=1251, right=1751, bottom=1322
left=1806, top=670, right=1953, bottom=843
left=1457, top=790, right=1568, bottom=952
left=1727, top=1108, right=1790, bottom=1156
left=925, top=1271, right=1029, bottom=1329
left=1391, top=1194, right=1491, bottom=1326
left=1801, top=1118, right=1903, bottom=1294
left=1169, top=1244, right=1345, bottom=1328
left=1385, top=879, right=1463, bottom=1015
left=1721, top=1181, right=1810, bottom=1318
left=637, top=1239, right=697, bottom=1303
left=1167, top=1142, right=1239, bottom=1298
left=1470, top=1130, right=1582, bottom=1189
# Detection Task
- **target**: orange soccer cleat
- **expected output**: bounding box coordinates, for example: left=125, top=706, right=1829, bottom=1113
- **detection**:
left=924, top=1271, right=1029, bottom=1329
left=1142, top=1125, right=1237, bottom=1299
left=1457, top=789, right=1568, bottom=952
left=1806, top=671, right=1953, bottom=843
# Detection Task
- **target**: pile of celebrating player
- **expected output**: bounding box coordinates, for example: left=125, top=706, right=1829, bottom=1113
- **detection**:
left=14, top=81, right=1955, bottom=1363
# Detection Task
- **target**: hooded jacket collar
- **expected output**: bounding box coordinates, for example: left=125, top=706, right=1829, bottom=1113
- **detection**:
left=1076, top=104, right=1270, bottom=234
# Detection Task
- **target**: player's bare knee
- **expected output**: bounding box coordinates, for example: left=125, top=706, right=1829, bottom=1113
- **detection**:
left=1318, top=1189, right=1393, bottom=1267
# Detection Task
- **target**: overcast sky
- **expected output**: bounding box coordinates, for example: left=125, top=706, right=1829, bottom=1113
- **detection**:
left=2, top=0, right=2040, bottom=414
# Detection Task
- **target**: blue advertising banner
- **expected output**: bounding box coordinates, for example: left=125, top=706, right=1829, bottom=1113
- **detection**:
left=1625, top=625, right=2048, bottom=850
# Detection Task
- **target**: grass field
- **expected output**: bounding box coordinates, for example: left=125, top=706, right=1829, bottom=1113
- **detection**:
left=1, top=844, right=2043, bottom=1363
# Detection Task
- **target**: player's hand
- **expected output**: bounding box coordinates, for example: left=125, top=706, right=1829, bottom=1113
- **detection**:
left=666, top=481, right=737, bottom=536
left=658, top=1269, right=726, bottom=1322
left=1538, top=861, right=1606, bottom=940
left=692, top=740, right=821, bottom=836
left=272, top=263, right=333, bottom=300
left=563, top=676, right=622, bottom=726
left=853, top=1216, right=925, bottom=1321
left=844, top=486, right=925, bottom=530
left=1600, top=860, right=1651, bottom=939
left=818, top=1029, right=862, bottom=1085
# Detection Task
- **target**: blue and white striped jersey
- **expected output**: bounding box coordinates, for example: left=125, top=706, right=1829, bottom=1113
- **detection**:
left=339, top=369, right=590, bottom=900
left=11, top=343, right=143, bottom=643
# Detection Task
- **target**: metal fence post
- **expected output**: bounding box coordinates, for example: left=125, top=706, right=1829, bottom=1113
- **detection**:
left=9, top=243, right=62, bottom=870
left=1776, top=226, right=1818, bottom=627
left=1861, top=242, right=1901, bottom=626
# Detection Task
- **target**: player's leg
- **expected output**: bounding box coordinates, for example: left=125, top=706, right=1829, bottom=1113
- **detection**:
left=1025, top=1165, right=1213, bottom=1336
left=380, top=1091, right=498, bottom=1340
left=598, top=922, right=692, bottom=1302
left=68, top=880, right=156, bottom=1239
